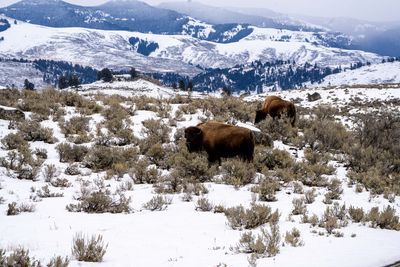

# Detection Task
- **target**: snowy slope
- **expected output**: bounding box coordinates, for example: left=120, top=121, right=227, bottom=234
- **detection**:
left=0, top=83, right=400, bottom=267
left=0, top=17, right=383, bottom=74
left=311, top=61, right=400, bottom=87
left=76, top=78, right=214, bottom=99
left=0, top=60, right=49, bottom=89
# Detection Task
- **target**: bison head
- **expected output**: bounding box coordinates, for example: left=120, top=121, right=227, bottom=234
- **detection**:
left=254, top=110, right=267, bottom=124
left=184, top=126, right=203, bottom=152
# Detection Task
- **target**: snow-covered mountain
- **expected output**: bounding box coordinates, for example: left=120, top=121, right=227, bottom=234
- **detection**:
left=158, top=1, right=322, bottom=32
left=0, top=0, right=255, bottom=44
left=0, top=17, right=383, bottom=76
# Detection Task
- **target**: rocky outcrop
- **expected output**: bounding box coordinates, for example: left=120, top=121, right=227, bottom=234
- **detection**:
left=0, top=105, right=25, bottom=121
left=307, top=92, right=322, bottom=102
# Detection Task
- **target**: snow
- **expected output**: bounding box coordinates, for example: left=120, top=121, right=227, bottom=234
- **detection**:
left=1, top=53, right=400, bottom=267
left=311, top=61, right=400, bottom=87
left=0, top=16, right=383, bottom=75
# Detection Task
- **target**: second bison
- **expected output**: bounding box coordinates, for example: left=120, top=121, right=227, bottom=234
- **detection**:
left=184, top=121, right=255, bottom=164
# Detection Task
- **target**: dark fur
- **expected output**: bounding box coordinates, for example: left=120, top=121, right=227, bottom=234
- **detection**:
left=254, top=96, right=296, bottom=126
left=184, top=121, right=255, bottom=164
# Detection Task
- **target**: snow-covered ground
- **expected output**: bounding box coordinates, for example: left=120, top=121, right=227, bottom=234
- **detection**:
left=309, top=61, right=400, bottom=88
left=0, top=82, right=400, bottom=267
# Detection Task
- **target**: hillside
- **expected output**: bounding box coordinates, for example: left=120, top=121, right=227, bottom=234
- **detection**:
left=0, top=59, right=48, bottom=89
left=0, top=0, right=255, bottom=44
left=0, top=83, right=399, bottom=266
left=312, top=61, right=400, bottom=87
left=0, top=17, right=383, bottom=75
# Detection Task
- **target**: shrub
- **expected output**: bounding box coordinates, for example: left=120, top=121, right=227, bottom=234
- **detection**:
left=234, top=222, right=281, bottom=259
left=291, top=198, right=307, bottom=215
left=221, top=159, right=256, bottom=187
left=7, top=202, right=35, bottom=215
left=367, top=206, right=400, bottom=230
left=0, top=247, right=42, bottom=266
left=296, top=162, right=333, bottom=187
left=224, top=204, right=279, bottom=230
left=43, top=164, right=58, bottom=182
left=293, top=182, right=304, bottom=194
left=59, top=116, right=90, bottom=137
left=36, top=185, right=63, bottom=198
left=1, top=132, right=27, bottom=150
left=303, top=118, right=349, bottom=152
left=262, top=223, right=281, bottom=257
left=319, top=205, right=347, bottom=234
left=56, top=143, right=89, bottom=163
left=252, top=177, right=280, bottom=202
left=142, top=195, right=172, bottom=211
left=51, top=177, right=72, bottom=188
left=285, top=228, right=304, bottom=247
left=235, top=231, right=266, bottom=254
left=18, top=202, right=36, bottom=213
left=345, top=112, right=400, bottom=194
left=47, top=255, right=70, bottom=267
left=84, top=146, right=139, bottom=172
left=256, top=116, right=297, bottom=144
left=33, top=148, right=47, bottom=160
left=303, top=148, right=331, bottom=165
left=17, top=166, right=40, bottom=181
left=72, top=233, right=107, bottom=262
left=67, top=189, right=131, bottom=214
left=257, top=149, right=295, bottom=170
left=6, top=202, right=20, bottom=216
left=129, top=159, right=160, bottom=184
left=18, top=120, right=56, bottom=143
left=195, top=197, right=213, bottom=212
left=139, top=119, right=171, bottom=154
left=304, top=188, right=317, bottom=204
left=64, top=164, right=81, bottom=176
left=168, top=140, right=214, bottom=183
left=348, top=206, right=365, bottom=223
left=153, top=171, right=184, bottom=194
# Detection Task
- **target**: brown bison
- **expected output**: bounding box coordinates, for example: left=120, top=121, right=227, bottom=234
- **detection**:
left=254, top=96, right=296, bottom=126
left=184, top=121, right=255, bottom=164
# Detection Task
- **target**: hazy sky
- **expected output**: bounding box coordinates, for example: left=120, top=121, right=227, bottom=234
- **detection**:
left=0, top=0, right=398, bottom=22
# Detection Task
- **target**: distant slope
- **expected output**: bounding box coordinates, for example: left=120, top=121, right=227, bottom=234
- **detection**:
left=0, top=58, right=98, bottom=89
left=0, top=18, right=383, bottom=75
left=158, top=1, right=321, bottom=32
left=0, top=0, right=254, bottom=44
left=311, top=61, right=400, bottom=87
left=0, top=59, right=48, bottom=89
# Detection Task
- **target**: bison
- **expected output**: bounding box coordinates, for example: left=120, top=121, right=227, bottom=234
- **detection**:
left=184, top=121, right=255, bottom=164
left=254, top=96, right=296, bottom=126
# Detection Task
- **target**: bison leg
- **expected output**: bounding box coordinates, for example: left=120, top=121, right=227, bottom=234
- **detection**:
left=208, top=154, right=221, bottom=166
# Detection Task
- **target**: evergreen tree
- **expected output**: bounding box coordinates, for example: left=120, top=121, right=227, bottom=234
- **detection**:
left=129, top=67, right=137, bottom=80
left=172, top=82, right=177, bottom=89
left=187, top=80, right=193, bottom=91
left=58, top=75, right=68, bottom=89
left=178, top=79, right=186, bottom=91
left=68, top=75, right=80, bottom=87
left=24, top=79, right=34, bottom=90
left=222, top=85, right=231, bottom=96
left=97, top=68, right=113, bottom=82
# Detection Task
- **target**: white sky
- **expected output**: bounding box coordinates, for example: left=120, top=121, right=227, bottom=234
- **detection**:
left=0, top=0, right=398, bottom=22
